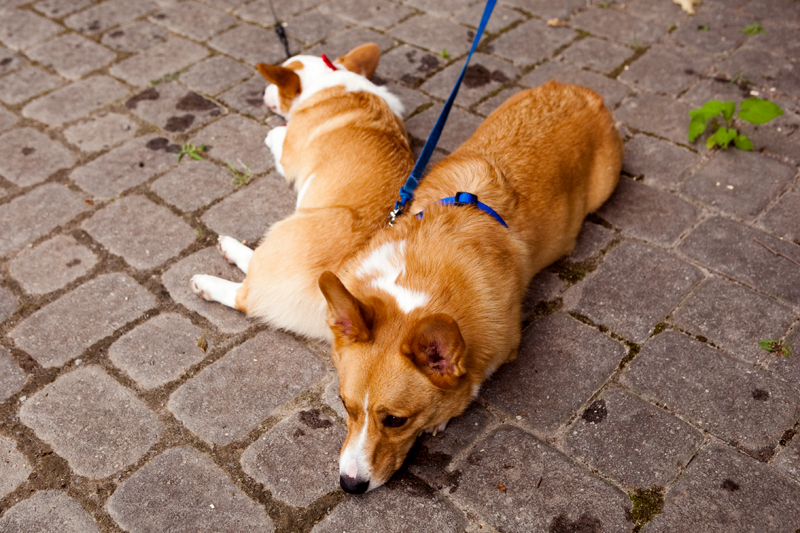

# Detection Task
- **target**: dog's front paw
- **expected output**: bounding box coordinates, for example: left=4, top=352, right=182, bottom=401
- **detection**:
left=191, top=274, right=214, bottom=301
left=216, top=236, right=237, bottom=265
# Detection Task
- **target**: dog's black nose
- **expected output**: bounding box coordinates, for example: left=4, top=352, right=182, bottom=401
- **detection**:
left=340, top=474, right=369, bottom=494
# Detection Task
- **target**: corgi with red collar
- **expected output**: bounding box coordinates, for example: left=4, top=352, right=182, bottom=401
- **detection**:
left=191, top=44, right=414, bottom=341
left=319, top=80, right=623, bottom=493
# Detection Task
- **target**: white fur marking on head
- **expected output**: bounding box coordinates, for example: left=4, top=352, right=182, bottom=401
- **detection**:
left=340, top=391, right=371, bottom=482
left=356, top=240, right=429, bottom=313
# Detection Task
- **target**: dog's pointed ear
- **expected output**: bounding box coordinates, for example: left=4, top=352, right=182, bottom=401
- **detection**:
left=256, top=63, right=301, bottom=101
left=402, top=314, right=467, bottom=389
left=336, top=43, right=381, bottom=79
left=319, top=271, right=372, bottom=343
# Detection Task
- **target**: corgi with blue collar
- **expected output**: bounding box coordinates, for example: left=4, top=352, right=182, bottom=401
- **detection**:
left=191, top=43, right=414, bottom=341
left=319, top=80, right=623, bottom=493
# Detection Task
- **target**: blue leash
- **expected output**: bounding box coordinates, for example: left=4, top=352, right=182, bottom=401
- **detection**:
left=388, top=0, right=497, bottom=226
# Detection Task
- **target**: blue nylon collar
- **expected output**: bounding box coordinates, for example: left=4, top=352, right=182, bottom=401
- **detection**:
left=389, top=0, right=497, bottom=225
left=416, top=192, right=508, bottom=228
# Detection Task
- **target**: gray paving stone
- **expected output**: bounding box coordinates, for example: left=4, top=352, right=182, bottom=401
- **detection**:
left=20, top=365, right=162, bottom=478
left=150, top=1, right=236, bottom=41
left=624, top=0, right=691, bottom=24
left=0, top=66, right=63, bottom=105
left=421, top=53, right=519, bottom=107
left=209, top=24, right=288, bottom=67
left=564, top=240, right=703, bottom=342
left=241, top=409, right=345, bottom=506
left=26, top=33, right=116, bottom=81
left=284, top=9, right=347, bottom=46
left=109, top=313, right=206, bottom=389
left=161, top=247, right=250, bottom=334
left=0, top=347, right=26, bottom=402
left=217, top=74, right=270, bottom=119
left=0, top=46, right=27, bottom=74
left=596, top=177, right=701, bottom=246
left=615, top=92, right=692, bottom=143
left=774, top=426, right=800, bottom=483
left=743, top=0, right=800, bottom=22
left=0, top=127, right=76, bottom=187
left=322, top=375, right=346, bottom=421
left=522, top=270, right=566, bottom=318
left=304, top=26, right=395, bottom=60
left=621, top=134, right=698, bottom=190
left=761, top=190, right=800, bottom=244
left=450, top=426, right=631, bottom=533
left=489, top=19, right=575, bottom=67
left=376, top=44, right=444, bottom=86
left=454, top=3, right=523, bottom=34
left=567, top=221, right=616, bottom=263
left=499, top=0, right=585, bottom=19
left=63, top=112, right=138, bottom=153
left=559, top=36, right=632, bottom=75
left=22, top=75, right=129, bottom=127
left=563, top=388, right=704, bottom=488
left=667, top=6, right=748, bottom=54
left=65, top=0, right=158, bottom=35
left=152, top=159, right=234, bottom=212
left=126, top=82, right=223, bottom=133
left=681, top=150, right=796, bottom=221
left=382, top=80, right=431, bottom=119
left=407, top=403, right=492, bottom=488
left=520, top=60, right=631, bottom=109
left=168, top=329, right=327, bottom=445
left=483, top=314, right=625, bottom=436
left=570, top=7, right=666, bottom=47
left=0, top=183, right=89, bottom=258
left=0, top=434, right=31, bottom=499
left=0, top=9, right=62, bottom=51
left=9, top=235, right=98, bottom=295
left=233, top=0, right=321, bottom=23
left=0, top=491, right=99, bottom=533
left=179, top=55, right=253, bottom=96
left=0, top=285, right=17, bottom=322
left=82, top=195, right=196, bottom=270
left=620, top=43, right=714, bottom=96
left=740, top=18, right=800, bottom=60
left=110, top=37, right=210, bottom=87
left=672, top=277, right=795, bottom=364
left=34, top=0, right=94, bottom=18
left=191, top=114, right=273, bottom=176
left=319, top=0, right=412, bottom=31
left=401, top=0, right=475, bottom=18
left=101, top=21, right=168, bottom=52
left=106, top=446, right=273, bottom=532
left=679, top=216, right=800, bottom=306
left=766, top=324, right=800, bottom=391
left=0, top=103, right=16, bottom=133
left=312, top=475, right=467, bottom=533
left=10, top=273, right=155, bottom=367
left=70, top=135, right=179, bottom=200
left=406, top=103, right=483, bottom=152
left=646, top=443, right=800, bottom=533
left=390, top=14, right=478, bottom=58
left=622, top=331, right=800, bottom=458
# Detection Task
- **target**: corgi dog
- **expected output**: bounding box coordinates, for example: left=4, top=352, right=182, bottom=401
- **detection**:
left=191, top=43, right=414, bottom=341
left=319, top=81, right=623, bottom=493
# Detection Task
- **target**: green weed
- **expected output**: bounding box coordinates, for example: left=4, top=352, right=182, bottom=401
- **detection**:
left=759, top=339, right=793, bottom=358
left=178, top=143, right=206, bottom=162
left=688, top=98, right=783, bottom=150
left=227, top=160, right=253, bottom=187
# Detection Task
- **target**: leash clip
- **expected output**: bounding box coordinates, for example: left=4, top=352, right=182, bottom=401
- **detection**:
left=387, top=206, right=403, bottom=227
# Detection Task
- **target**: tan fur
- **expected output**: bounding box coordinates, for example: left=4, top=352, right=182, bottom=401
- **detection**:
left=320, top=81, right=622, bottom=490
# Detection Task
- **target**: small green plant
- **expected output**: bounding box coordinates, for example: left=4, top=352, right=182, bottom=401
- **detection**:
left=440, top=49, right=450, bottom=59
left=759, top=339, right=793, bottom=358
left=688, top=98, right=784, bottom=150
left=178, top=143, right=206, bottom=162
left=227, top=160, right=253, bottom=187
left=627, top=34, right=644, bottom=51
left=739, top=22, right=765, bottom=36
left=697, top=24, right=710, bottom=31
left=195, top=226, right=204, bottom=239
left=630, top=486, right=664, bottom=532
left=151, top=68, right=186, bottom=85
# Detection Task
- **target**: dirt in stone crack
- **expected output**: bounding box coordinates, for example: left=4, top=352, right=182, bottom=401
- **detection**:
left=298, top=409, right=333, bottom=429
left=581, top=399, right=607, bottom=424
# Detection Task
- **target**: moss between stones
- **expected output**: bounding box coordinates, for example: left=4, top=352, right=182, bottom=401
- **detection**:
left=629, top=486, right=665, bottom=532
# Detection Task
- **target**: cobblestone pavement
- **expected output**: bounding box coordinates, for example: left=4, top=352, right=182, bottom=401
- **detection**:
left=0, top=0, right=799, bottom=531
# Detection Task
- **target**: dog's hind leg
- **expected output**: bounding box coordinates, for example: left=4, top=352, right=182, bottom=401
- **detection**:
left=191, top=274, right=246, bottom=311
left=217, top=236, right=254, bottom=274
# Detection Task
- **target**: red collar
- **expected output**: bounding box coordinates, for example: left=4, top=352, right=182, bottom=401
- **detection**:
left=321, top=54, right=338, bottom=71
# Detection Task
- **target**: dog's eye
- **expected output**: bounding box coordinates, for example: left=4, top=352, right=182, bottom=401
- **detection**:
left=383, top=415, right=408, bottom=428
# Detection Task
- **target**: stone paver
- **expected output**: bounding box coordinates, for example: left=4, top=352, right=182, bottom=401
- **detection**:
left=20, top=365, right=162, bottom=478
left=106, top=446, right=274, bottom=533
left=168, top=329, right=327, bottom=444
left=0, top=127, right=75, bottom=187
left=483, top=314, right=625, bottom=436
left=10, top=273, right=155, bottom=367
left=0, top=183, right=89, bottom=258
left=241, top=409, right=345, bottom=506
left=82, top=195, right=196, bottom=270
left=562, top=388, right=704, bottom=488
left=564, top=240, right=704, bottom=342
left=0, top=491, right=99, bottom=533
left=1, top=0, right=799, bottom=530
left=622, top=331, right=800, bottom=459
left=8, top=235, right=98, bottom=295
left=109, top=313, right=206, bottom=389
